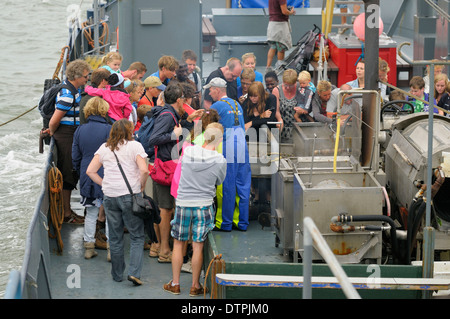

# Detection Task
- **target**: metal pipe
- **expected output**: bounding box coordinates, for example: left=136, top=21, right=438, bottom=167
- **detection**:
left=308, top=133, right=317, bottom=186
left=93, top=0, right=100, bottom=55
left=332, top=214, right=399, bottom=261
left=337, top=89, right=380, bottom=171
left=303, top=217, right=361, bottom=299
left=302, top=223, right=312, bottom=298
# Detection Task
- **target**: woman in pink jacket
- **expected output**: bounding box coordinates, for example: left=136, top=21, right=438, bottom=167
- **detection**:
left=85, top=73, right=133, bottom=122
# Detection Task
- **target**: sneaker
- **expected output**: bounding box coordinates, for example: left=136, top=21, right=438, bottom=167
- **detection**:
left=265, top=66, right=274, bottom=74
left=127, top=275, right=142, bottom=286
left=163, top=280, right=180, bottom=295
left=63, top=211, right=84, bottom=225
left=181, top=260, right=192, bottom=273
left=189, top=285, right=208, bottom=297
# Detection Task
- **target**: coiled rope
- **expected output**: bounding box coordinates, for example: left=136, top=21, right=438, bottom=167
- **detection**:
left=47, top=164, right=64, bottom=254
left=203, top=254, right=226, bottom=299
left=81, top=20, right=109, bottom=54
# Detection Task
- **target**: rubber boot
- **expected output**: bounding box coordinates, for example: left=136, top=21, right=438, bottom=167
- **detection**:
left=84, top=241, right=98, bottom=259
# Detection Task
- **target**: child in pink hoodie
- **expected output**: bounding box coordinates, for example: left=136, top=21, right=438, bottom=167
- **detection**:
left=85, top=73, right=132, bottom=122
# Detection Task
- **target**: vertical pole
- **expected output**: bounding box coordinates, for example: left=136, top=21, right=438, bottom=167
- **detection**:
left=422, top=227, right=435, bottom=298
left=302, top=223, right=312, bottom=299
left=93, top=0, right=99, bottom=55
left=361, top=0, right=380, bottom=168
left=422, top=64, right=435, bottom=298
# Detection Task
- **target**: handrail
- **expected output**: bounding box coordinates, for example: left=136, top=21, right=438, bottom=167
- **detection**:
left=4, top=270, right=21, bottom=299
left=302, top=217, right=361, bottom=299
left=425, top=0, right=450, bottom=22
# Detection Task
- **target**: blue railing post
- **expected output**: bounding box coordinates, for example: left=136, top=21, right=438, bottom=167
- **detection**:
left=4, top=270, right=21, bottom=299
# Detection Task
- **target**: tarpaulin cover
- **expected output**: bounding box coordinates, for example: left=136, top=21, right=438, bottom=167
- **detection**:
left=231, top=0, right=310, bottom=8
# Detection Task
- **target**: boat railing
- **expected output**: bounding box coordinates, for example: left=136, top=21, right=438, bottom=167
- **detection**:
left=215, top=217, right=361, bottom=299
left=4, top=139, right=56, bottom=299
left=4, top=270, right=21, bottom=299
left=301, top=217, right=360, bottom=299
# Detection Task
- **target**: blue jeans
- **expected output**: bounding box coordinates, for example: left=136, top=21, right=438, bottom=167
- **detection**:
left=104, top=194, right=145, bottom=282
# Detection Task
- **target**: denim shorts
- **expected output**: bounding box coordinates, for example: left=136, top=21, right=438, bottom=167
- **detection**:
left=170, top=205, right=215, bottom=242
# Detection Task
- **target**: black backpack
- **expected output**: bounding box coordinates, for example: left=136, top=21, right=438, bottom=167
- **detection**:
left=135, top=109, right=178, bottom=159
left=38, top=79, right=78, bottom=129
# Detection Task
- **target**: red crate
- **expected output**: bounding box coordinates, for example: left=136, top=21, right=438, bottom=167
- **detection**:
left=328, top=36, right=397, bottom=88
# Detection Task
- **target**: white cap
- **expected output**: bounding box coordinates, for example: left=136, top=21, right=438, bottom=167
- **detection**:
left=203, top=77, right=227, bottom=89
left=111, top=73, right=125, bottom=87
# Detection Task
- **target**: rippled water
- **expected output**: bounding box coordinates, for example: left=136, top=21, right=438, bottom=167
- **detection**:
left=0, top=0, right=90, bottom=297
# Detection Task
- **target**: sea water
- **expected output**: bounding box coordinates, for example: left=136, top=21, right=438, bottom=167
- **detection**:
left=0, top=0, right=90, bottom=297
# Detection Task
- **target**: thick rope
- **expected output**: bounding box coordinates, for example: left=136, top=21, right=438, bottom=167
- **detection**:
left=203, top=254, right=226, bottom=299
left=81, top=21, right=109, bottom=54
left=47, top=165, right=64, bottom=254
left=53, top=46, right=71, bottom=81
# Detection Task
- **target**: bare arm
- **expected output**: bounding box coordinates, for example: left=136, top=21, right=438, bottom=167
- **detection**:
left=136, top=155, right=148, bottom=192
left=48, top=109, right=66, bottom=136
left=272, top=87, right=284, bottom=130
left=280, top=4, right=295, bottom=16
left=203, top=99, right=212, bottom=110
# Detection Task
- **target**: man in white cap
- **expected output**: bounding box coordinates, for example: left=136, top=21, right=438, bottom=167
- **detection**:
left=139, top=76, right=166, bottom=107
left=205, top=78, right=251, bottom=232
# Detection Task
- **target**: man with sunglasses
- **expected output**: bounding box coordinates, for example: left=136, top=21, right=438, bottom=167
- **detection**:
left=46, top=59, right=91, bottom=224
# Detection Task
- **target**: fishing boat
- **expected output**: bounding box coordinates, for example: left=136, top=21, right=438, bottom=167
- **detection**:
left=5, top=0, right=450, bottom=300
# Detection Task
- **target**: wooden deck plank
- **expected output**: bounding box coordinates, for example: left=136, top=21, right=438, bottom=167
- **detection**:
left=216, top=273, right=450, bottom=291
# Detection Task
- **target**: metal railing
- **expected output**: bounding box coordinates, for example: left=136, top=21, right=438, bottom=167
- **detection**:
left=4, top=270, right=21, bottom=299
left=302, top=217, right=361, bottom=299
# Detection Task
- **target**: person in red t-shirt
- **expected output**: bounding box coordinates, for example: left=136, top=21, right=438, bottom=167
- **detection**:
left=266, top=0, right=296, bottom=70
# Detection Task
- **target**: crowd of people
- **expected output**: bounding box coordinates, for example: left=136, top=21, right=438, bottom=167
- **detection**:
left=44, top=25, right=449, bottom=295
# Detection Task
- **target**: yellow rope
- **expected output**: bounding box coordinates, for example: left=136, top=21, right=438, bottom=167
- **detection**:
left=0, top=105, right=37, bottom=127
left=0, top=45, right=69, bottom=127
left=47, top=165, right=64, bottom=254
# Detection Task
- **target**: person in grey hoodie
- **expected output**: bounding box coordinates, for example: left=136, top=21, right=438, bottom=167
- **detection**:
left=163, top=123, right=227, bottom=296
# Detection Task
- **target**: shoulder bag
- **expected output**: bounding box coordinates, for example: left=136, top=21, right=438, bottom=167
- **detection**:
left=112, top=151, right=159, bottom=222
left=150, top=111, right=180, bottom=186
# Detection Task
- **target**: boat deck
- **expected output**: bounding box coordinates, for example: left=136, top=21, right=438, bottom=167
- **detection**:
left=47, top=32, right=417, bottom=299
left=48, top=205, right=284, bottom=299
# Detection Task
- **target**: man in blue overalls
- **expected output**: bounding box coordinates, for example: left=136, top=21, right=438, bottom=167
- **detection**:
left=205, top=77, right=251, bottom=231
